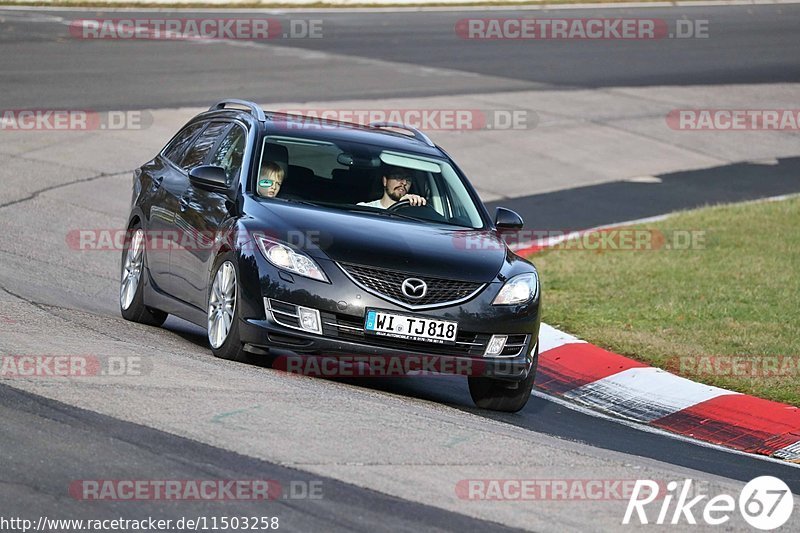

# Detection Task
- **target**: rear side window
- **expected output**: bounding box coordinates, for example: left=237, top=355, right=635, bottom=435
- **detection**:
left=163, top=122, right=205, bottom=164
left=208, top=125, right=247, bottom=183
left=180, top=122, right=230, bottom=171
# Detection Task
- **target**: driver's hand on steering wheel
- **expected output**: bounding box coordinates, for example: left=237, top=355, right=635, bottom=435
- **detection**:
left=399, top=194, right=426, bottom=206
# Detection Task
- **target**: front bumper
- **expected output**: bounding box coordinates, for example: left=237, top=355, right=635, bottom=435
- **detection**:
left=235, top=251, right=540, bottom=380
left=239, top=316, right=536, bottom=380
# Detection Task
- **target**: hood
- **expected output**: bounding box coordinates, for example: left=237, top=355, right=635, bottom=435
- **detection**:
left=254, top=201, right=507, bottom=282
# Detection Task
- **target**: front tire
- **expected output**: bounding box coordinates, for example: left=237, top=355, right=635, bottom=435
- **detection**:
left=208, top=253, right=249, bottom=363
left=119, top=225, right=168, bottom=327
left=468, top=345, right=538, bottom=412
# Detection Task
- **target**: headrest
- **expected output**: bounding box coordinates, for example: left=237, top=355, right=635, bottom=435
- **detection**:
left=288, top=165, right=315, bottom=183
left=261, top=143, right=289, bottom=177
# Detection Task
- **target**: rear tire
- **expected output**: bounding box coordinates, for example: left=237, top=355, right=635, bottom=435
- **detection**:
left=119, top=224, right=168, bottom=327
left=468, top=344, right=538, bottom=412
left=208, top=253, right=250, bottom=363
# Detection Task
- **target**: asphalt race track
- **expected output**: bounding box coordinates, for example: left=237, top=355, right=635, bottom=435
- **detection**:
left=1, top=4, right=799, bottom=531
left=2, top=5, right=799, bottom=109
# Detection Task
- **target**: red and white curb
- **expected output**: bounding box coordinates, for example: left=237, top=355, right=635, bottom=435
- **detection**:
left=535, top=323, right=800, bottom=463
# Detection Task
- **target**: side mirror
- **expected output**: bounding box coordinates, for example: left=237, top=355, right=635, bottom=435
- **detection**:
left=495, top=207, right=524, bottom=229
left=189, top=165, right=229, bottom=192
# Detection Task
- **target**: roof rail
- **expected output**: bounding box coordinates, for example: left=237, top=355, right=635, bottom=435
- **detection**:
left=209, top=99, right=266, bottom=121
left=368, top=121, right=435, bottom=147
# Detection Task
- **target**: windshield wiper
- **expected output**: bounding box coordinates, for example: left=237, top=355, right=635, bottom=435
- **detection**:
left=375, top=210, right=423, bottom=222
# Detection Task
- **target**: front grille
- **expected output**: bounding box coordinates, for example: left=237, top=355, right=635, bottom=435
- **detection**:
left=338, top=262, right=485, bottom=309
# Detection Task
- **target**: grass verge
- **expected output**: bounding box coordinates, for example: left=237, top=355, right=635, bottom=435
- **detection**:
left=529, top=196, right=800, bottom=406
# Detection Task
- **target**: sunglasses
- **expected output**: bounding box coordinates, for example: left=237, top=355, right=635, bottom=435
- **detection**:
left=258, top=179, right=281, bottom=187
left=388, top=175, right=412, bottom=184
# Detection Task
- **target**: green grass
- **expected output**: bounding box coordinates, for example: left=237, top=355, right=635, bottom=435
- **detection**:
left=530, top=196, right=800, bottom=406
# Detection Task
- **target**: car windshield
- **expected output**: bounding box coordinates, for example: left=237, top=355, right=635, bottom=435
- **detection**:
left=254, top=135, right=485, bottom=229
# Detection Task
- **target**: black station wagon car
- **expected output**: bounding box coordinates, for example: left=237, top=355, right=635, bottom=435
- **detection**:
left=120, top=99, right=541, bottom=412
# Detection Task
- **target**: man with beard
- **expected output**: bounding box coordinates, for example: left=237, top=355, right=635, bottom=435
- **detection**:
left=357, top=166, right=427, bottom=209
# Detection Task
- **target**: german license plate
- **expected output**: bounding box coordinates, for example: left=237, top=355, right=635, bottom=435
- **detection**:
left=364, top=309, right=458, bottom=344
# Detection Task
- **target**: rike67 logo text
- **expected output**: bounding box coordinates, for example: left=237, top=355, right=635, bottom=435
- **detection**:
left=623, top=477, right=793, bottom=530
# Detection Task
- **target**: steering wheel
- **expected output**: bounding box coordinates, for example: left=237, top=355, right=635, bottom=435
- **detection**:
left=387, top=199, right=413, bottom=211
left=387, top=200, right=449, bottom=223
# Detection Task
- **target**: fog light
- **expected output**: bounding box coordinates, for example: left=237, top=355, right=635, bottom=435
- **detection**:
left=484, top=335, right=508, bottom=356
left=298, top=306, right=321, bottom=334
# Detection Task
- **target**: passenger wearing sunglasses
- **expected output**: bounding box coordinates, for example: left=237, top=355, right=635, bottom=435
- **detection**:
left=257, top=162, right=285, bottom=198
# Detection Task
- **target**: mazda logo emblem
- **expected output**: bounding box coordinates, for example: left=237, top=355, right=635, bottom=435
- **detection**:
left=401, top=278, right=427, bottom=299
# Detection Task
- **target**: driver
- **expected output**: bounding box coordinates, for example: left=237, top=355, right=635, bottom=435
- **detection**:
left=357, top=166, right=426, bottom=209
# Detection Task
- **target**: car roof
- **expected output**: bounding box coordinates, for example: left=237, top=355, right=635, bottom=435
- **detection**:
left=197, top=101, right=448, bottom=159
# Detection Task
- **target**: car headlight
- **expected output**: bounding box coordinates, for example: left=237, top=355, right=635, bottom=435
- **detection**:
left=492, top=272, right=539, bottom=305
left=254, top=235, right=329, bottom=283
